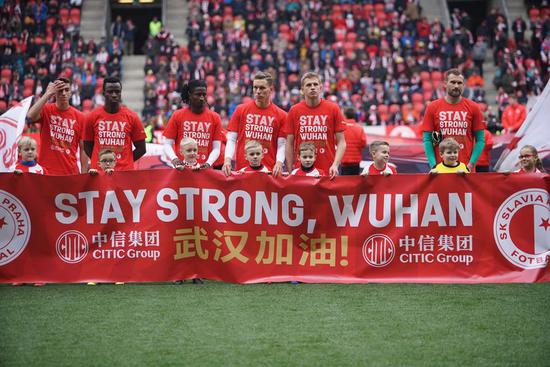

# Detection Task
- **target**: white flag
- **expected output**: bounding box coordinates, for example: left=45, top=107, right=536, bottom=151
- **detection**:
left=0, top=97, right=33, bottom=172
left=495, top=81, right=550, bottom=172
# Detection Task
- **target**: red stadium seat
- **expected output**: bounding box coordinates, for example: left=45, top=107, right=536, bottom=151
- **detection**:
left=431, top=71, right=443, bottom=82
left=411, top=93, right=424, bottom=104
left=23, top=78, right=35, bottom=89
left=389, top=104, right=400, bottom=115
left=206, top=75, right=216, bottom=86
left=1, top=69, right=12, bottom=80
left=0, top=100, right=7, bottom=111
left=363, top=4, right=373, bottom=14
left=23, top=88, right=33, bottom=97
left=374, top=3, right=385, bottom=12
left=82, top=99, right=93, bottom=112
left=377, top=104, right=389, bottom=115
left=346, top=32, right=357, bottom=42
left=423, top=81, right=433, bottom=92
left=70, top=8, right=81, bottom=24
left=423, top=91, right=433, bottom=101
left=279, top=24, right=290, bottom=33
left=420, top=71, right=431, bottom=81
left=413, top=102, right=425, bottom=115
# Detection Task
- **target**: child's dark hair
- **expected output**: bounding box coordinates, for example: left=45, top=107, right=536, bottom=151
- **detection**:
left=103, top=76, right=121, bottom=91
left=181, top=80, right=207, bottom=104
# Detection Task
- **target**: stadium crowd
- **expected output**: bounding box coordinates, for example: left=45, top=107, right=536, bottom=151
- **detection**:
left=0, top=0, right=124, bottom=118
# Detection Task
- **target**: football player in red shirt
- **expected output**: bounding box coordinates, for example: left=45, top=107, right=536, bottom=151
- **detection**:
left=284, top=72, right=346, bottom=179
left=223, top=71, right=287, bottom=177
left=83, top=77, right=146, bottom=170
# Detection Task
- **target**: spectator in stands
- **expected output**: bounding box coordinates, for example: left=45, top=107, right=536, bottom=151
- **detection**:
left=149, top=16, right=161, bottom=37
left=501, top=95, right=527, bottom=133
left=124, top=19, right=135, bottom=55
left=340, top=107, right=367, bottom=176
left=84, top=76, right=146, bottom=171
left=27, top=77, right=88, bottom=174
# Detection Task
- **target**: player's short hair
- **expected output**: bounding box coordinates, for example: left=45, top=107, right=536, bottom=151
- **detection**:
left=344, top=107, right=355, bottom=119
left=253, top=71, right=273, bottom=86
left=180, top=137, right=198, bottom=148
left=103, top=76, right=121, bottom=91
left=438, top=137, right=460, bottom=153
left=56, top=77, right=70, bottom=85
left=300, top=71, right=322, bottom=87
left=298, top=141, right=316, bottom=155
left=17, top=136, right=37, bottom=152
left=181, top=79, right=207, bottom=104
left=444, top=68, right=463, bottom=81
left=369, top=140, right=390, bottom=153
left=244, top=140, right=262, bottom=152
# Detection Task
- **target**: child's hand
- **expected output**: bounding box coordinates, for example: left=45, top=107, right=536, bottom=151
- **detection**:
left=14, top=169, right=23, bottom=175
left=88, top=169, right=99, bottom=176
left=456, top=169, right=466, bottom=175
left=382, top=171, right=392, bottom=176
left=429, top=169, right=438, bottom=175
left=105, top=168, right=115, bottom=175
left=175, top=164, right=184, bottom=171
left=199, top=163, right=211, bottom=170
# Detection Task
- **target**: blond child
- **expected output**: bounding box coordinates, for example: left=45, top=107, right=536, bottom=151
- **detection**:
left=89, top=149, right=116, bottom=175
left=238, top=140, right=270, bottom=173
left=430, top=138, right=470, bottom=174
left=174, top=137, right=201, bottom=170
left=290, top=142, right=325, bottom=177
left=14, top=136, right=47, bottom=174
left=361, top=140, right=396, bottom=176
left=515, top=145, right=546, bottom=173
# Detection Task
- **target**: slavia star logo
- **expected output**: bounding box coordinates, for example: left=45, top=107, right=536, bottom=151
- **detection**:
left=494, top=189, right=550, bottom=269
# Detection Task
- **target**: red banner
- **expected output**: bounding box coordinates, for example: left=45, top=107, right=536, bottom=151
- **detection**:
left=0, top=170, right=548, bottom=283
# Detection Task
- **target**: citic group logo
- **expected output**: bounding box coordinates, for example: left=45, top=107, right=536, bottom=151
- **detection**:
left=494, top=188, right=550, bottom=269
left=362, top=234, right=395, bottom=267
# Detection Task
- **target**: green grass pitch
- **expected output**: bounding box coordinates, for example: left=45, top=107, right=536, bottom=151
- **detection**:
left=1, top=282, right=548, bottom=366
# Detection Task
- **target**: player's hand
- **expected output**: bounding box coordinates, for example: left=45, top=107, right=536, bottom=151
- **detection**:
left=14, top=169, right=23, bottom=175
left=88, top=168, right=98, bottom=176
left=456, top=169, right=466, bottom=175
left=222, top=161, right=232, bottom=177
left=199, top=163, right=211, bottom=170
left=382, top=171, right=392, bottom=176
left=329, top=164, right=339, bottom=179
left=272, top=161, right=283, bottom=177
left=175, top=164, right=184, bottom=171
left=171, top=158, right=183, bottom=168
left=429, top=169, right=438, bottom=174
left=466, top=162, right=474, bottom=172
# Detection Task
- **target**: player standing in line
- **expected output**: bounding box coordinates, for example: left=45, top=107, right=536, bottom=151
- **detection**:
left=163, top=80, right=222, bottom=170
left=422, top=68, right=485, bottom=171
left=27, top=77, right=88, bottom=174
left=83, top=77, right=147, bottom=170
left=340, top=107, right=367, bottom=175
left=284, top=72, right=346, bottom=179
left=222, top=71, right=287, bottom=177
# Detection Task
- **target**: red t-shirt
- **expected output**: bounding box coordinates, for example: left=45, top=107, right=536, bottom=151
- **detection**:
left=422, top=97, right=484, bottom=164
left=163, top=107, right=223, bottom=164
left=361, top=162, right=397, bottom=175
left=227, top=101, right=287, bottom=170
left=238, top=165, right=271, bottom=173
left=38, top=103, right=85, bottom=175
left=84, top=106, right=146, bottom=171
left=341, top=119, right=367, bottom=165
left=284, top=99, right=345, bottom=172
left=16, top=161, right=47, bottom=174
left=290, top=166, right=325, bottom=177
